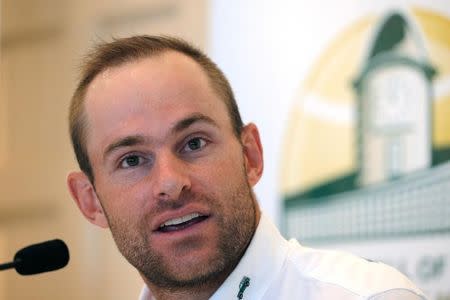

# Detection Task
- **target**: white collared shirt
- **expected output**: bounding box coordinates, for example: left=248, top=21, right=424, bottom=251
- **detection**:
left=139, top=213, right=426, bottom=299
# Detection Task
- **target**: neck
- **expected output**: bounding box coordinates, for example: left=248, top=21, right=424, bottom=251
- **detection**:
left=148, top=286, right=215, bottom=300
left=142, top=266, right=231, bottom=300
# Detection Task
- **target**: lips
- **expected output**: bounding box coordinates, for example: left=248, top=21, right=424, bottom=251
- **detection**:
left=157, top=212, right=209, bottom=233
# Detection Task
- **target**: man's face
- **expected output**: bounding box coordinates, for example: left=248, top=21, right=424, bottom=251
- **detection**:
left=71, top=52, right=263, bottom=289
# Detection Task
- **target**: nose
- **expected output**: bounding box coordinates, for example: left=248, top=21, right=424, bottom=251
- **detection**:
left=152, top=152, right=191, bottom=202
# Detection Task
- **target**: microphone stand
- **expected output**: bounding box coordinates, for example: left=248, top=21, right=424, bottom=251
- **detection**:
left=0, top=258, right=21, bottom=271
left=0, top=261, right=16, bottom=271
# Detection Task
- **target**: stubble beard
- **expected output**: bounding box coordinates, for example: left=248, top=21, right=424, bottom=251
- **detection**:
left=105, top=172, right=258, bottom=292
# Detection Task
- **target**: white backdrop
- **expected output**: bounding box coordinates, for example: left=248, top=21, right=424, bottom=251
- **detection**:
left=209, top=1, right=450, bottom=298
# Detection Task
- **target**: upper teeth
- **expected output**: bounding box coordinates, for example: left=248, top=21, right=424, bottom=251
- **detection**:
left=160, top=213, right=201, bottom=228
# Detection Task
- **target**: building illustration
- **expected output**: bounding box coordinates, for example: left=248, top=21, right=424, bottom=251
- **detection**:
left=283, top=11, right=450, bottom=244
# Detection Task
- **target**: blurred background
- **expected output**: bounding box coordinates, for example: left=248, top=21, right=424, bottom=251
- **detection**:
left=1, top=0, right=449, bottom=299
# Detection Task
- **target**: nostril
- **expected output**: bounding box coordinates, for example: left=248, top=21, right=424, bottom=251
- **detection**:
left=159, top=180, right=178, bottom=196
left=157, top=191, right=171, bottom=199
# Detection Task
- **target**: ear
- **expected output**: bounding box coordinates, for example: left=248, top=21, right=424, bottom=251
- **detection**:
left=240, top=123, right=264, bottom=187
left=67, top=171, right=109, bottom=228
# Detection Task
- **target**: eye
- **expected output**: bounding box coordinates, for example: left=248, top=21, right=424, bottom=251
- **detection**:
left=182, top=137, right=207, bottom=153
left=119, top=154, right=146, bottom=168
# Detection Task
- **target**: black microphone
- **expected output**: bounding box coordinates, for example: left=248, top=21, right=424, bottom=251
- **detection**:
left=0, top=239, right=69, bottom=275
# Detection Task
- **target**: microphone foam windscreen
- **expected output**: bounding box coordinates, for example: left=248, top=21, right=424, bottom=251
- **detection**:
left=14, top=239, right=70, bottom=275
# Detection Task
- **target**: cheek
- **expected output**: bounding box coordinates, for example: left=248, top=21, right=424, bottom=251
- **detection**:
left=193, top=161, right=240, bottom=193
left=218, top=152, right=246, bottom=182
left=96, top=179, right=151, bottom=219
left=196, top=157, right=246, bottom=197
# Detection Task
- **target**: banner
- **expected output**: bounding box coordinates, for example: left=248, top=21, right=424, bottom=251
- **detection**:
left=211, top=1, right=450, bottom=299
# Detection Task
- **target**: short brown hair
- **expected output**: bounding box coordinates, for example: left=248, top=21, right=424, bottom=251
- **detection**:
left=69, top=35, right=243, bottom=183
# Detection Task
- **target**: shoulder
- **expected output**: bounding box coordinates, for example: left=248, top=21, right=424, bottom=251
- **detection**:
left=281, top=239, right=426, bottom=299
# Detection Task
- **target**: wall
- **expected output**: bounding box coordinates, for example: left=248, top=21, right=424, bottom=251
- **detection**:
left=0, top=0, right=207, bottom=299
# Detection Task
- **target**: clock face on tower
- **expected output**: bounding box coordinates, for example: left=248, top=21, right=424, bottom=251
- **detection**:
left=365, top=64, right=428, bottom=135
left=360, top=62, right=431, bottom=184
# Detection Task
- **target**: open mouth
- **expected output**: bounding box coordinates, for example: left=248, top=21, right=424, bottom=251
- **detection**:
left=157, top=213, right=209, bottom=233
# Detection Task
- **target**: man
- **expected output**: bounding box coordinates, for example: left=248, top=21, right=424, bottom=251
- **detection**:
left=67, top=35, right=426, bottom=299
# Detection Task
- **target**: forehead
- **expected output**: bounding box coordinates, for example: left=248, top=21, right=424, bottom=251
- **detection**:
left=83, top=51, right=231, bottom=152
left=85, top=51, right=214, bottom=109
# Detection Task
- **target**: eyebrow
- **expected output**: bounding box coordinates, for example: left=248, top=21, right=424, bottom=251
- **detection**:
left=172, top=113, right=218, bottom=133
left=104, top=135, right=147, bottom=159
left=103, top=113, right=219, bottom=159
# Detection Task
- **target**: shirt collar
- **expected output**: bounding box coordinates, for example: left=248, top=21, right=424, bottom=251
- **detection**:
left=138, top=285, right=151, bottom=300
left=139, top=213, right=288, bottom=300
left=210, top=213, right=289, bottom=299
